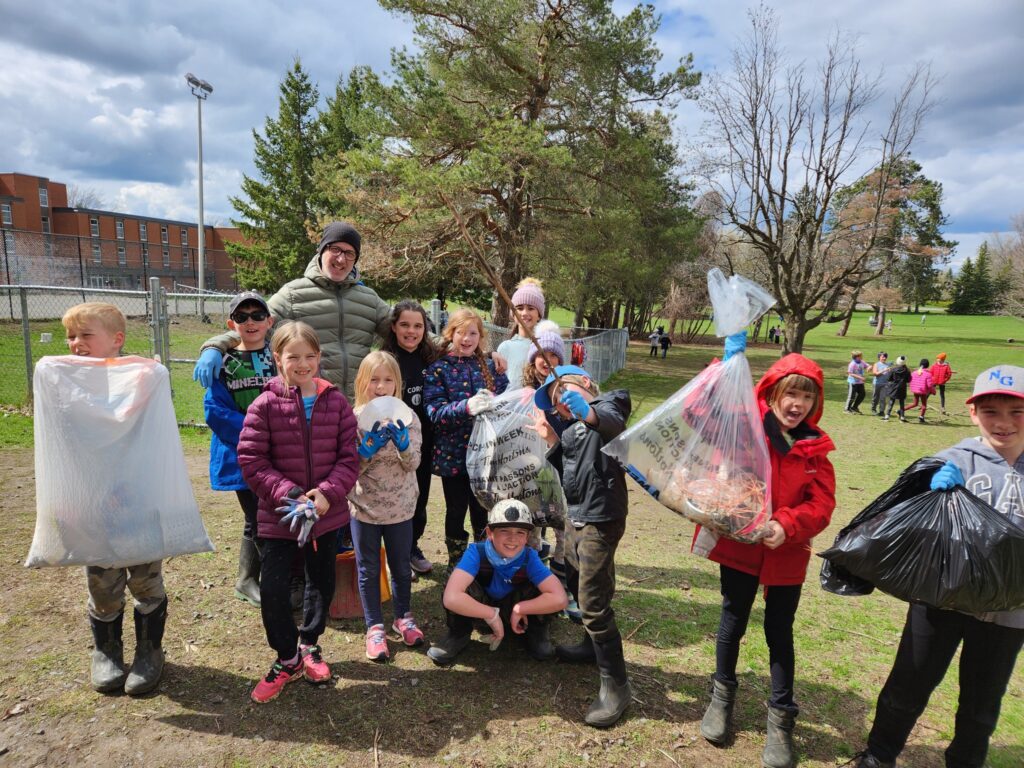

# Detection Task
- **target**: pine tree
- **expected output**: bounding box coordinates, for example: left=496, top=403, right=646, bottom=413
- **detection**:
left=229, top=59, right=322, bottom=292
left=948, top=256, right=976, bottom=314
left=972, top=242, right=996, bottom=314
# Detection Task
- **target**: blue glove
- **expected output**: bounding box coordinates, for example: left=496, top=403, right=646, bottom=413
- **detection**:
left=930, top=461, right=965, bottom=491
left=358, top=421, right=388, bottom=459
left=559, top=390, right=591, bottom=421
left=192, top=348, right=223, bottom=388
left=387, top=420, right=411, bottom=452
left=723, top=331, right=748, bottom=361
left=276, top=496, right=317, bottom=547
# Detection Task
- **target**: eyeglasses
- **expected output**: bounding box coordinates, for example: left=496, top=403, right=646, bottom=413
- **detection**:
left=231, top=310, right=270, bottom=323
left=325, top=244, right=357, bottom=258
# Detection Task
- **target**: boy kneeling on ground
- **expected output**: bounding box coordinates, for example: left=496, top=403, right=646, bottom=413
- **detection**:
left=428, top=500, right=568, bottom=666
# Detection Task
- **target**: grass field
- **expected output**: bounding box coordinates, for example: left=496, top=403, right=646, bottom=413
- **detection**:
left=0, top=311, right=1021, bottom=766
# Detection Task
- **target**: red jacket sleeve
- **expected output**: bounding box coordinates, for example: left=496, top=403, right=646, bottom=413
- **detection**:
left=772, top=455, right=836, bottom=543
left=316, top=392, right=359, bottom=510
left=237, top=395, right=299, bottom=507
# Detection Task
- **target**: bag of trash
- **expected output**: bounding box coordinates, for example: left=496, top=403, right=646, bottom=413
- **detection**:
left=466, top=387, right=566, bottom=528
left=26, top=356, right=214, bottom=568
left=603, top=269, right=777, bottom=542
left=819, top=459, right=1024, bottom=612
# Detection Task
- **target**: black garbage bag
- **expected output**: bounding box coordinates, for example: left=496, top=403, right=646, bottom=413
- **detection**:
left=819, top=459, right=1024, bottom=613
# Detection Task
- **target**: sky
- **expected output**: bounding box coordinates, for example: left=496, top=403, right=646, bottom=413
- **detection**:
left=2, top=1, right=1021, bottom=270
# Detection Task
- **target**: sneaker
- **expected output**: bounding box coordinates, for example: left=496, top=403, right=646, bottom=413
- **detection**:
left=563, top=595, right=583, bottom=623
left=365, top=624, right=390, bottom=662
left=852, top=408, right=863, bottom=414
left=392, top=614, right=425, bottom=647
left=410, top=547, right=433, bottom=574
left=918, top=416, right=925, bottom=423
left=251, top=659, right=303, bottom=703
left=882, top=414, right=890, bottom=421
left=299, top=644, right=331, bottom=683
left=538, top=541, right=552, bottom=561
left=899, top=416, right=908, bottom=423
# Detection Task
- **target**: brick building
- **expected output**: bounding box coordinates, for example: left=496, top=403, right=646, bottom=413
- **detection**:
left=0, top=172, right=239, bottom=291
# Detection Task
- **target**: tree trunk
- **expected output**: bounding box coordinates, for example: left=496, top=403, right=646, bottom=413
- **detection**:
left=612, top=301, right=621, bottom=329
left=783, top=317, right=809, bottom=354
left=669, top=317, right=678, bottom=336
left=752, top=317, right=763, bottom=342
left=875, top=306, right=886, bottom=336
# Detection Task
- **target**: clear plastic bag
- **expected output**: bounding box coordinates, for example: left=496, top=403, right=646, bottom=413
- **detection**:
left=603, top=270, right=776, bottom=542
left=26, top=356, right=214, bottom=568
left=466, top=387, right=567, bottom=529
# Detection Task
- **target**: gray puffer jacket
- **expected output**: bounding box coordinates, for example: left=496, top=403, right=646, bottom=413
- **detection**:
left=203, top=255, right=390, bottom=397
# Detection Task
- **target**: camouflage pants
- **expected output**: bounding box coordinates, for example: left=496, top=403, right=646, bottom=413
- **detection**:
left=527, top=526, right=565, bottom=562
left=564, top=518, right=626, bottom=644
left=86, top=561, right=166, bottom=622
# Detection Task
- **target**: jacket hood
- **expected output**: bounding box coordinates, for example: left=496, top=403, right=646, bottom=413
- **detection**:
left=755, top=353, right=825, bottom=425
left=304, top=253, right=360, bottom=288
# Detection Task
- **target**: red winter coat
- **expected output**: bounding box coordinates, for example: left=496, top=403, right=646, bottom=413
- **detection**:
left=696, top=354, right=836, bottom=585
left=238, top=376, right=359, bottom=541
left=930, top=361, right=952, bottom=386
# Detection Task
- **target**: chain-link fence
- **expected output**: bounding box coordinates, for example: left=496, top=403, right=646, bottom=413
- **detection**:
left=0, top=284, right=627, bottom=427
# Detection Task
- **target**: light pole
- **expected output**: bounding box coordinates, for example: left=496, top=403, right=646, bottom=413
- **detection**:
left=185, top=73, right=213, bottom=322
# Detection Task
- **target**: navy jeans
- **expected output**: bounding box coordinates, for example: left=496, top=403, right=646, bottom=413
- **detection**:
left=350, top=517, right=413, bottom=628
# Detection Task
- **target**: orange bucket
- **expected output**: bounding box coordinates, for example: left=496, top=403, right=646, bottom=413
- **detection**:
left=329, top=548, right=391, bottom=619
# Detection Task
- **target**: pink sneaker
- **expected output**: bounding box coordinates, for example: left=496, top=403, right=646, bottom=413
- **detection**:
left=299, top=644, right=331, bottom=683
left=251, top=659, right=302, bottom=704
left=392, top=614, right=425, bottom=647
left=365, top=624, right=390, bottom=662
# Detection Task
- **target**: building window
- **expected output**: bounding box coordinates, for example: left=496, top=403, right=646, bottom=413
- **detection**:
left=161, top=225, right=168, bottom=244
left=92, top=244, right=102, bottom=264
left=162, top=248, right=170, bottom=267
left=90, top=217, right=99, bottom=237
left=183, top=249, right=190, bottom=269
left=139, top=222, right=148, bottom=241
left=116, top=220, right=125, bottom=239
left=41, top=216, right=50, bottom=234
left=118, top=245, right=126, bottom=265
left=39, top=187, right=49, bottom=208
left=141, top=245, right=149, bottom=265
left=1, top=203, right=11, bottom=225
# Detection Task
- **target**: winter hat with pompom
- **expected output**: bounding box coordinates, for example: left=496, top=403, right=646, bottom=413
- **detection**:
left=511, top=278, right=545, bottom=316
left=528, top=320, right=565, bottom=365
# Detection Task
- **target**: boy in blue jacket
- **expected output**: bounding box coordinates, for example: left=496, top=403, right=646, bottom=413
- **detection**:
left=204, top=291, right=276, bottom=605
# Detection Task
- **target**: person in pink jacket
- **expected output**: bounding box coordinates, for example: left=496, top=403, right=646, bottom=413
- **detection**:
left=238, top=321, right=359, bottom=704
left=908, top=358, right=936, bottom=423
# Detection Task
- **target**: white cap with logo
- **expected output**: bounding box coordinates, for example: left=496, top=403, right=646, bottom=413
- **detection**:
left=487, top=499, right=534, bottom=530
left=966, top=365, right=1024, bottom=404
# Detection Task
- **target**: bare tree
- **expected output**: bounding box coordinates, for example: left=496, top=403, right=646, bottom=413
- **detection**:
left=66, top=184, right=105, bottom=209
left=697, top=5, right=935, bottom=352
left=990, top=214, right=1024, bottom=318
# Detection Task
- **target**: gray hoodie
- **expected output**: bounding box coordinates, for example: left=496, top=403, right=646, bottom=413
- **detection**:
left=936, top=436, right=1024, bottom=628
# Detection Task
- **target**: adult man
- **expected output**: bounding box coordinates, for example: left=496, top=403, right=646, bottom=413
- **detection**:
left=193, top=222, right=390, bottom=398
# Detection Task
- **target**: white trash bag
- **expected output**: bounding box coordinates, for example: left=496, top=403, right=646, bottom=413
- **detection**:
left=466, top=388, right=566, bottom=528
left=26, top=356, right=214, bottom=568
left=603, top=269, right=776, bottom=543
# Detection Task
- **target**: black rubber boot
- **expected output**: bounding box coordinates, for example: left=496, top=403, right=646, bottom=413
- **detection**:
left=444, top=536, right=468, bottom=575
left=524, top=614, right=554, bottom=661
left=700, top=678, right=738, bottom=745
left=427, top=632, right=471, bottom=666
left=556, top=630, right=596, bottom=663
left=234, top=536, right=261, bottom=606
left=125, top=598, right=167, bottom=696
left=762, top=706, right=797, bottom=768
left=89, top=613, right=127, bottom=693
left=853, top=752, right=895, bottom=768
left=585, top=634, right=632, bottom=728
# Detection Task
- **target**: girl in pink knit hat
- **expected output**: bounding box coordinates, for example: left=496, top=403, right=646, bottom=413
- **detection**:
left=497, top=277, right=546, bottom=386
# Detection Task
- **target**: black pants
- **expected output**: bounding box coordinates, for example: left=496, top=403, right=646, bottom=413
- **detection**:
left=565, top=518, right=626, bottom=644
left=713, top=565, right=802, bottom=713
left=441, top=473, right=488, bottom=542
left=884, top=394, right=906, bottom=418
left=411, top=431, right=434, bottom=551
left=867, top=604, right=1024, bottom=768
left=846, top=383, right=866, bottom=411
left=445, top=579, right=544, bottom=636
left=260, top=530, right=339, bottom=659
left=235, top=489, right=259, bottom=541
left=937, top=383, right=947, bottom=410
left=649, top=345, right=658, bottom=357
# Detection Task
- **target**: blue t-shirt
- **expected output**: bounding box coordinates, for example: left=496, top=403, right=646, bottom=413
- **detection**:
left=302, top=394, right=316, bottom=421
left=455, top=540, right=552, bottom=600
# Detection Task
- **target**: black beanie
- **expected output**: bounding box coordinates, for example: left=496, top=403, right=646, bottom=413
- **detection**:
left=317, top=221, right=361, bottom=259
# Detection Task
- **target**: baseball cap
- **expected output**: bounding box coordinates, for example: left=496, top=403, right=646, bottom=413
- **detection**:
left=965, top=365, right=1024, bottom=404
left=228, top=290, right=270, bottom=317
left=533, top=364, right=590, bottom=410
left=487, top=499, right=534, bottom=530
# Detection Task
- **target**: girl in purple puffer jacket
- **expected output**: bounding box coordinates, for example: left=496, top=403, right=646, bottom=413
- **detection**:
left=238, top=321, right=359, bottom=704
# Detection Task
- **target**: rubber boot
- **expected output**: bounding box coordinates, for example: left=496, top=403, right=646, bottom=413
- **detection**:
left=426, top=631, right=471, bottom=666
left=585, top=634, right=632, bottom=728
left=89, top=613, right=127, bottom=693
left=524, top=614, right=554, bottom=661
left=234, top=536, right=261, bottom=606
left=853, top=753, right=895, bottom=768
left=762, top=707, right=797, bottom=768
left=700, top=678, right=738, bottom=745
left=556, top=630, right=596, bottom=663
left=444, top=536, right=468, bottom=575
left=124, top=598, right=167, bottom=696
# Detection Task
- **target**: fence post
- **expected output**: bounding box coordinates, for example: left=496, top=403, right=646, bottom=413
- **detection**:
left=20, top=287, right=33, bottom=404
left=159, top=285, right=171, bottom=368
left=149, top=277, right=163, bottom=363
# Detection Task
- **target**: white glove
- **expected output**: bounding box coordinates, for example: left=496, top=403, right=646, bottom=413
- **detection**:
left=481, top=606, right=504, bottom=649
left=466, top=390, right=495, bottom=416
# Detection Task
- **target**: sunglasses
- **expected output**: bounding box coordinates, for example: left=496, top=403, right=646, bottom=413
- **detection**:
left=231, top=310, right=270, bottom=323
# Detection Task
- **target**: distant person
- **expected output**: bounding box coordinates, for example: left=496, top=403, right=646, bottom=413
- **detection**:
left=869, top=352, right=891, bottom=415
left=881, top=356, right=912, bottom=422
left=659, top=331, right=672, bottom=358
left=649, top=327, right=661, bottom=357
left=844, top=350, right=868, bottom=414
left=908, top=358, right=936, bottom=423
left=920, top=314, right=927, bottom=325
left=930, top=352, right=956, bottom=414
left=885, top=318, right=893, bottom=331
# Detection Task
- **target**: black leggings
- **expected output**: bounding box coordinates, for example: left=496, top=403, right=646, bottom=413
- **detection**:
left=714, top=565, right=802, bottom=713
left=441, top=473, right=488, bottom=542
left=411, top=431, right=434, bottom=550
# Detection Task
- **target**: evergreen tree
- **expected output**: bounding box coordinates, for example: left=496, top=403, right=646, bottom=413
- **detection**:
left=948, top=256, right=977, bottom=314
left=229, top=59, right=322, bottom=292
left=972, top=242, right=996, bottom=313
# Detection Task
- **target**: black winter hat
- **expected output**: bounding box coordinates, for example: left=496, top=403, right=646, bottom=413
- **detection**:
left=317, top=221, right=361, bottom=259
